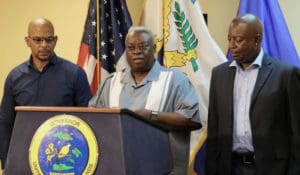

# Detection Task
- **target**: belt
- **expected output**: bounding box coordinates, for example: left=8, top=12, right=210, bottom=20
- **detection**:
left=232, top=152, right=255, bottom=165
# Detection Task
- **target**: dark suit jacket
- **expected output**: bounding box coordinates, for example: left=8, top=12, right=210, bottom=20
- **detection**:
left=205, top=54, right=300, bottom=175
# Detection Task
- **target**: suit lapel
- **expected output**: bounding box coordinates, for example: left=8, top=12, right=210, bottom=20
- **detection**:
left=251, top=55, right=273, bottom=105
left=227, top=67, right=236, bottom=112
left=226, top=66, right=236, bottom=131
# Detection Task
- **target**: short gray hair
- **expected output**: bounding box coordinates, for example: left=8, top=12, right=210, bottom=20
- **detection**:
left=126, top=26, right=154, bottom=44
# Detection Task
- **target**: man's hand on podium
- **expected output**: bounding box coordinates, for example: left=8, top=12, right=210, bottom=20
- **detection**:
left=134, top=109, right=152, bottom=120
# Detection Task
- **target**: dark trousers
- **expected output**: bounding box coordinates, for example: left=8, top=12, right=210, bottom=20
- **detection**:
left=231, top=152, right=256, bottom=175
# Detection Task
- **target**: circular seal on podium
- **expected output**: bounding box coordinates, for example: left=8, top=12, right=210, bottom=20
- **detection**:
left=29, top=114, right=99, bottom=175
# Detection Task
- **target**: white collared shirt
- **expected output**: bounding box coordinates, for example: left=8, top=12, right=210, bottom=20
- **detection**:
left=230, top=49, right=264, bottom=153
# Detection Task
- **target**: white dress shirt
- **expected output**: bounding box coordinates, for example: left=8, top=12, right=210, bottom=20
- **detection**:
left=230, top=49, right=264, bottom=153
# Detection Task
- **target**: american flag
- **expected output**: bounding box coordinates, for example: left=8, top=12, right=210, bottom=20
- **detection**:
left=78, top=0, right=132, bottom=94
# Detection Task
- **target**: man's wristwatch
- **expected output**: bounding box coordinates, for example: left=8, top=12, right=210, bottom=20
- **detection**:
left=150, top=111, right=159, bottom=121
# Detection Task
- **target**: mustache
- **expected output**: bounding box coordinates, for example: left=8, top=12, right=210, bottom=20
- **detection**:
left=131, top=56, right=144, bottom=59
left=38, top=49, right=51, bottom=53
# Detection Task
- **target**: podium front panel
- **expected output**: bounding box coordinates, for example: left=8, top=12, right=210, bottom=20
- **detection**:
left=5, top=107, right=171, bottom=175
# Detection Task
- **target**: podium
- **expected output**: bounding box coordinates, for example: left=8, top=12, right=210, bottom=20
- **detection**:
left=5, top=106, right=172, bottom=175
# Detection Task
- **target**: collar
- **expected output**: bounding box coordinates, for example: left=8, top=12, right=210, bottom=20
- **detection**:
left=229, top=49, right=264, bottom=69
left=27, top=54, right=57, bottom=68
left=122, top=60, right=162, bottom=84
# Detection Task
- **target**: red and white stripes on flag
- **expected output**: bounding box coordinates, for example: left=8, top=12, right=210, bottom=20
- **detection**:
left=78, top=0, right=132, bottom=95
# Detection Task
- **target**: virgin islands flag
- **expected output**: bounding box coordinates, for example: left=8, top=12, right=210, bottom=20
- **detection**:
left=139, top=0, right=226, bottom=174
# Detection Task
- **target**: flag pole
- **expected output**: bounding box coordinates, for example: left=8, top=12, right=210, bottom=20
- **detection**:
left=96, top=0, right=101, bottom=86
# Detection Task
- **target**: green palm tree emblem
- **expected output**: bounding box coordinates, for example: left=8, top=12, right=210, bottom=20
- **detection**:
left=173, top=1, right=199, bottom=72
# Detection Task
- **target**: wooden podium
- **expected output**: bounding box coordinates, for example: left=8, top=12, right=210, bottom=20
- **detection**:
left=5, top=106, right=172, bottom=175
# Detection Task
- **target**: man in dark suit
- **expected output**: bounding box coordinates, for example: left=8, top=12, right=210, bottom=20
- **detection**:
left=205, top=14, right=300, bottom=175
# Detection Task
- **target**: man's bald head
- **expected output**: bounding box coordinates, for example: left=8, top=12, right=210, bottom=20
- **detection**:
left=231, top=13, right=263, bottom=42
left=27, top=18, right=55, bottom=36
left=25, top=18, right=57, bottom=65
left=228, top=14, right=264, bottom=69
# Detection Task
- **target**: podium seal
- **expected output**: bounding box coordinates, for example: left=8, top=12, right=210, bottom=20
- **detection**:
left=29, top=114, right=99, bottom=175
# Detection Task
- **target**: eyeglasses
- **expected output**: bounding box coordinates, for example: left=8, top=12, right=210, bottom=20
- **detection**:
left=126, top=44, right=151, bottom=52
left=28, top=36, right=57, bottom=44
